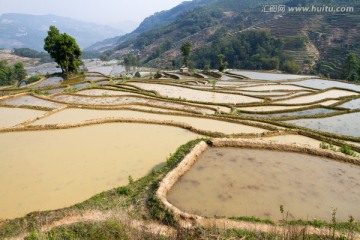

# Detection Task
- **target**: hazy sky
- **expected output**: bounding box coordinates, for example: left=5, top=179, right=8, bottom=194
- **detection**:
left=0, top=0, right=186, bottom=25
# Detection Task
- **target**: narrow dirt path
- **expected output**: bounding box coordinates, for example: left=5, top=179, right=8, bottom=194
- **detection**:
left=8, top=210, right=175, bottom=240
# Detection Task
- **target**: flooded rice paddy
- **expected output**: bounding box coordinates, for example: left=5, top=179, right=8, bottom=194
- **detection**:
left=241, top=108, right=336, bottom=119
left=339, top=98, right=360, bottom=109
left=238, top=105, right=312, bottom=113
left=167, top=148, right=360, bottom=221
left=0, top=107, right=46, bottom=128
left=53, top=94, right=215, bottom=114
left=286, top=112, right=360, bottom=137
left=291, top=79, right=360, bottom=92
left=78, top=89, right=146, bottom=96
left=0, top=123, right=198, bottom=219
left=129, top=83, right=262, bottom=104
left=32, top=109, right=267, bottom=135
left=30, top=77, right=63, bottom=88
left=239, top=84, right=309, bottom=91
left=276, top=89, right=357, bottom=104
left=1, top=95, right=64, bottom=109
left=228, top=71, right=313, bottom=80
left=261, top=134, right=322, bottom=148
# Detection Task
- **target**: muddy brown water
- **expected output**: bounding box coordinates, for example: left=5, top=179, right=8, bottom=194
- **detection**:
left=167, top=148, right=360, bottom=221
left=0, top=107, right=46, bottom=128
left=0, top=123, right=198, bottom=219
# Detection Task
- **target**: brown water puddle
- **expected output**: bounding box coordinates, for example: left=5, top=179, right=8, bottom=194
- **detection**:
left=0, top=107, right=46, bottom=128
left=32, top=109, right=267, bottom=135
left=0, top=123, right=198, bottom=219
left=168, top=148, right=360, bottom=221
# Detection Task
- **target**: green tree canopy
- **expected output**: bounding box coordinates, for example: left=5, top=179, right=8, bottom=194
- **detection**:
left=218, top=54, right=228, bottom=72
left=14, top=63, right=27, bottom=81
left=343, top=53, right=359, bottom=81
left=0, top=60, right=27, bottom=86
left=44, top=26, right=82, bottom=77
left=181, top=42, right=192, bottom=67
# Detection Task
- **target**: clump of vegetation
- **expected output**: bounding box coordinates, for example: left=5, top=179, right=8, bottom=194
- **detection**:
left=218, top=54, right=228, bottom=72
left=29, top=89, right=49, bottom=95
left=63, top=86, right=78, bottom=93
left=128, top=175, right=134, bottom=184
left=0, top=60, right=27, bottom=86
left=320, top=142, right=359, bottom=157
left=340, top=145, right=359, bottom=157
left=282, top=60, right=300, bottom=74
left=342, top=52, right=359, bottom=82
left=209, top=79, right=217, bottom=90
left=134, top=71, right=141, bottom=78
left=26, top=75, right=41, bottom=84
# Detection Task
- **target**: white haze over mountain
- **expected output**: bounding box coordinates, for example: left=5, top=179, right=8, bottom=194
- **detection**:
left=0, top=0, right=186, bottom=26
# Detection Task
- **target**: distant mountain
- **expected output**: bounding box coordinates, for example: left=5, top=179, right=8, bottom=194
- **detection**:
left=0, top=13, right=124, bottom=51
left=108, top=20, right=139, bottom=34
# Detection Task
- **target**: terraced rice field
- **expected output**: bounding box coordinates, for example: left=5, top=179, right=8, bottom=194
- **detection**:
left=1, top=66, right=360, bottom=224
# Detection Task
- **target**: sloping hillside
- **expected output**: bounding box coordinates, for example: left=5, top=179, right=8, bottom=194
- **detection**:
left=87, top=0, right=360, bottom=78
left=85, top=0, right=213, bottom=52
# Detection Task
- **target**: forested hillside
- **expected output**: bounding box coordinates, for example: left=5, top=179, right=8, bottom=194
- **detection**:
left=90, top=0, right=360, bottom=80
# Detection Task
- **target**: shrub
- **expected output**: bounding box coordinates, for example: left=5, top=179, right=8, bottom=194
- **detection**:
left=282, top=60, right=300, bottom=74
left=135, top=71, right=141, bottom=78
left=26, top=75, right=41, bottom=84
